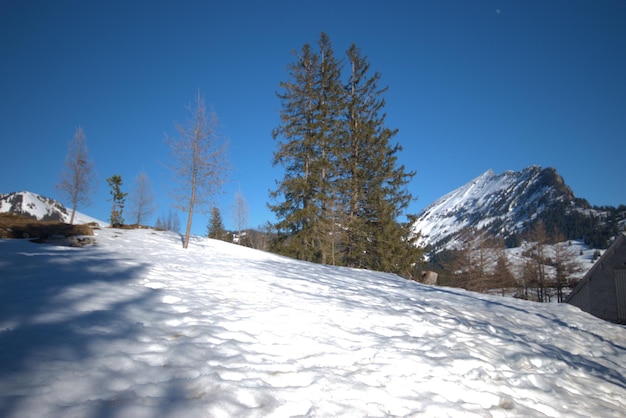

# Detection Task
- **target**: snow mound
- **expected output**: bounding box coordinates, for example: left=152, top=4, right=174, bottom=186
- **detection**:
left=1, top=228, right=625, bottom=417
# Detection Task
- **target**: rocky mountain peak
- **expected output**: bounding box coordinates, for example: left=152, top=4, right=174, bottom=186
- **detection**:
left=412, top=166, right=607, bottom=253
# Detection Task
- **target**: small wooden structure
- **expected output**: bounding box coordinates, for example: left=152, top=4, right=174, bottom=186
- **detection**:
left=566, top=232, right=626, bottom=324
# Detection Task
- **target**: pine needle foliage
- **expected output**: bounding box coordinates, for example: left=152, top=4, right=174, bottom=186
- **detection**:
left=106, top=174, right=127, bottom=227
left=270, top=33, right=422, bottom=277
left=207, top=206, right=227, bottom=242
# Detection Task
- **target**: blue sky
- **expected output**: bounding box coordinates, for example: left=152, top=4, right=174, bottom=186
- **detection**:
left=1, top=1, right=625, bottom=235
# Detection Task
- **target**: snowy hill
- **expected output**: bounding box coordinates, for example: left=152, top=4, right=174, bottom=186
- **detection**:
left=413, top=166, right=622, bottom=253
left=1, top=227, right=626, bottom=416
left=0, top=191, right=106, bottom=226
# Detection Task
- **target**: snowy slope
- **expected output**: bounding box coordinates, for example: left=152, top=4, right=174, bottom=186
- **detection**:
left=413, top=167, right=574, bottom=251
left=1, top=228, right=626, bottom=417
left=0, top=191, right=106, bottom=226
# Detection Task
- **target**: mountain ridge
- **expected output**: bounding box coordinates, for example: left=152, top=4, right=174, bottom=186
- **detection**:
left=413, top=166, right=624, bottom=254
left=0, top=191, right=106, bottom=226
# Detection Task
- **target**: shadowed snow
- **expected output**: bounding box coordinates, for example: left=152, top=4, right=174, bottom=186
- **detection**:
left=1, top=228, right=625, bottom=417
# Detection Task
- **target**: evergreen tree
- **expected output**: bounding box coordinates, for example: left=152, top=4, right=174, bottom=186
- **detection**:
left=313, top=33, right=345, bottom=264
left=270, top=33, right=344, bottom=263
left=207, top=207, right=227, bottom=241
left=106, top=174, right=127, bottom=227
left=338, top=44, right=420, bottom=275
left=270, top=34, right=422, bottom=276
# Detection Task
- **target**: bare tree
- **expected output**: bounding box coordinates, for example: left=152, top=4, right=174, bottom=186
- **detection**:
left=155, top=209, right=180, bottom=232
left=129, top=171, right=156, bottom=225
left=552, top=232, right=584, bottom=303
left=440, top=228, right=508, bottom=292
left=231, top=189, right=249, bottom=244
left=248, top=222, right=275, bottom=251
left=57, top=126, right=96, bottom=224
left=166, top=91, right=228, bottom=248
left=523, top=221, right=550, bottom=302
left=491, top=236, right=517, bottom=295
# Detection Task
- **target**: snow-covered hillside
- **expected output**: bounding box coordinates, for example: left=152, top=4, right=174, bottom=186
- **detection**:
left=413, top=166, right=578, bottom=251
left=1, top=227, right=626, bottom=417
left=0, top=191, right=106, bottom=226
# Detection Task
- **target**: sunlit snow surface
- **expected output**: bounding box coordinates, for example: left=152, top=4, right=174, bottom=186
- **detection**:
left=1, top=228, right=626, bottom=417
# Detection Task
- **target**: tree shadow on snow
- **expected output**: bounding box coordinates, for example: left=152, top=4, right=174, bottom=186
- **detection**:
left=408, top=283, right=626, bottom=392
left=0, top=239, right=162, bottom=417
left=251, top=257, right=626, bottom=394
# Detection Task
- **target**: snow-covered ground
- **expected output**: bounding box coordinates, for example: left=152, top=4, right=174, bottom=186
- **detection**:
left=1, top=227, right=626, bottom=417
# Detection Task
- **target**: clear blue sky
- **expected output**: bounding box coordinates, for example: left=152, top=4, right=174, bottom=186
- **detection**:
left=1, top=1, right=625, bottom=236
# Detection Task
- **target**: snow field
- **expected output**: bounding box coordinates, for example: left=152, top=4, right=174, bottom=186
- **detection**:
left=1, top=227, right=626, bottom=417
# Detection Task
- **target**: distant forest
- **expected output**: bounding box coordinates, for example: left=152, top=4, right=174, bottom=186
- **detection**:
left=506, top=201, right=626, bottom=249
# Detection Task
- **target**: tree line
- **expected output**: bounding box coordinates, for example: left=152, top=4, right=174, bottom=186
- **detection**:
left=56, top=90, right=229, bottom=250
left=56, top=127, right=160, bottom=229
left=55, top=33, right=422, bottom=277
left=429, top=221, right=584, bottom=302
left=53, top=31, right=624, bottom=286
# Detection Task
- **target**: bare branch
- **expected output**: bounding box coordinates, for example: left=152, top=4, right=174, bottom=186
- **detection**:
left=166, top=91, right=229, bottom=248
left=129, top=171, right=156, bottom=225
left=57, top=126, right=96, bottom=224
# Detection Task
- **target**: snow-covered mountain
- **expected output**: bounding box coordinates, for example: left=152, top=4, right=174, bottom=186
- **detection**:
left=413, top=166, right=620, bottom=253
left=0, top=191, right=105, bottom=225
left=1, top=225, right=626, bottom=416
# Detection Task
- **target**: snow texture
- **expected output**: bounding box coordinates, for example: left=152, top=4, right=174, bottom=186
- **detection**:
left=1, top=227, right=626, bottom=417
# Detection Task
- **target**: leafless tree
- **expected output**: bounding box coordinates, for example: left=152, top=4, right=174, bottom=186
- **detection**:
left=129, top=171, right=156, bottom=225
left=441, top=227, right=510, bottom=292
left=231, top=189, right=249, bottom=244
left=166, top=91, right=229, bottom=248
left=247, top=222, right=275, bottom=251
left=57, top=126, right=96, bottom=224
left=552, top=232, right=584, bottom=303
left=523, top=221, right=550, bottom=302
left=155, top=209, right=180, bottom=232
left=490, top=236, right=518, bottom=295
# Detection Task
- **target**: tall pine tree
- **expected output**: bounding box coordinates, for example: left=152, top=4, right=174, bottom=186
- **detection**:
left=270, top=33, right=344, bottom=263
left=312, top=33, right=345, bottom=265
left=270, top=34, right=422, bottom=277
left=106, top=174, right=127, bottom=227
left=338, top=43, right=420, bottom=276
left=207, top=206, right=227, bottom=241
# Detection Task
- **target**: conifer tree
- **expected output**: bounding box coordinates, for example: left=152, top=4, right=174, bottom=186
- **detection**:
left=106, top=174, right=127, bottom=227
left=312, top=33, right=345, bottom=264
left=270, top=34, right=421, bottom=277
left=270, top=33, right=344, bottom=263
left=339, top=44, right=420, bottom=275
left=207, top=206, right=227, bottom=241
